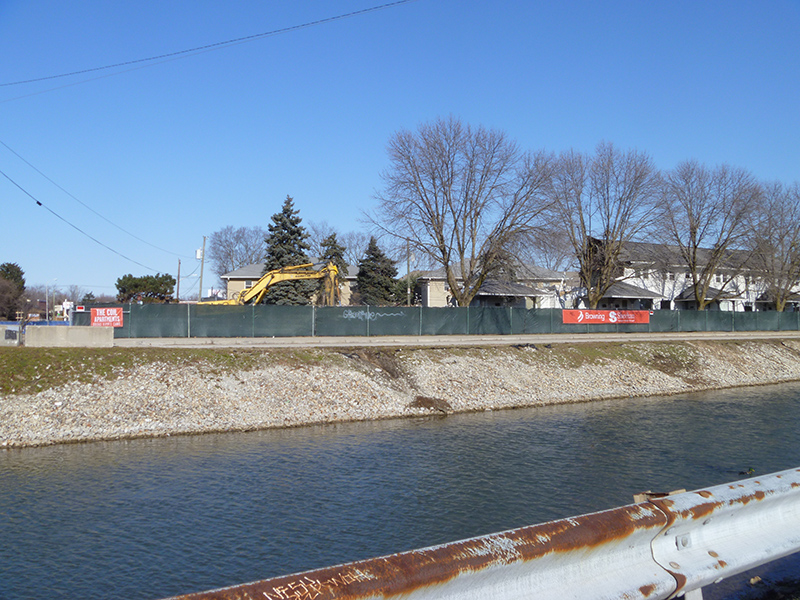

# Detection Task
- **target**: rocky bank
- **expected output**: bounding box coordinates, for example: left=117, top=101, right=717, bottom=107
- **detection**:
left=3, top=339, right=800, bottom=448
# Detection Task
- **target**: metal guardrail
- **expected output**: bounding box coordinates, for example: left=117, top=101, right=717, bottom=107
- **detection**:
left=164, top=467, right=800, bottom=600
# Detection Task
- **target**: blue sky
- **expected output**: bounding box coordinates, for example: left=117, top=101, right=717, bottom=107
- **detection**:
left=1, top=0, right=798, bottom=298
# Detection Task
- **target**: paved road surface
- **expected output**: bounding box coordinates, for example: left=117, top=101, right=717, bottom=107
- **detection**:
left=114, top=330, right=800, bottom=349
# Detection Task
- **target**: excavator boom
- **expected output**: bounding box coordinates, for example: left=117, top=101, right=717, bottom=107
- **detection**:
left=202, top=262, right=339, bottom=306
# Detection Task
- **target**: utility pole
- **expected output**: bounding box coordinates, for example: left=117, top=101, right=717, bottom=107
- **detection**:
left=406, top=239, right=411, bottom=307
left=198, top=237, right=206, bottom=302
left=176, top=259, right=181, bottom=302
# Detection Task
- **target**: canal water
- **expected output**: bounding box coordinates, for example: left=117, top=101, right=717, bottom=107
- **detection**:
left=2, top=382, right=800, bottom=600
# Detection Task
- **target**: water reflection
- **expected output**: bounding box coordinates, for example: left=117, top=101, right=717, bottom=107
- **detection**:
left=2, top=383, right=800, bottom=600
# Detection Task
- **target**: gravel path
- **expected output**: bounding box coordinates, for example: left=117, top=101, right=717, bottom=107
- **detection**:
left=3, top=339, right=800, bottom=448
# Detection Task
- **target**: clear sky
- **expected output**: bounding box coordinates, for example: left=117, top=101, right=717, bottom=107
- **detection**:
left=1, top=0, right=798, bottom=298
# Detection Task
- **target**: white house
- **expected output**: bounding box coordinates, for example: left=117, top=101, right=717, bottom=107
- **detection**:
left=414, top=264, right=574, bottom=309
left=614, top=241, right=778, bottom=311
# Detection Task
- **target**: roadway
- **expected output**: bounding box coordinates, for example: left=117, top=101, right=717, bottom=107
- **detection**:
left=113, top=330, right=800, bottom=348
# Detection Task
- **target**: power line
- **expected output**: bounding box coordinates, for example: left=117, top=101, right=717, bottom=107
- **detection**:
left=0, top=138, right=193, bottom=260
left=0, top=167, right=157, bottom=272
left=0, top=0, right=418, bottom=88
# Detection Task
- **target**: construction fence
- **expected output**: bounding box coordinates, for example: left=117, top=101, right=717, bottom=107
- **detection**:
left=71, top=304, right=800, bottom=338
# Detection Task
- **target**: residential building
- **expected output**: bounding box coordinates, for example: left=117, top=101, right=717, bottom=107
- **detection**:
left=414, top=264, right=574, bottom=308
left=612, top=241, right=789, bottom=311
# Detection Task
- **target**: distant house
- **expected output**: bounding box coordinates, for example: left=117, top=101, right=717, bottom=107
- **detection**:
left=612, top=240, right=778, bottom=311
left=414, top=264, right=574, bottom=308
left=221, top=262, right=358, bottom=305
left=585, top=280, right=663, bottom=311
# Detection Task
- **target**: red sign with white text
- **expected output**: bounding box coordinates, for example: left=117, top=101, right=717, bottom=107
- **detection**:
left=562, top=309, right=650, bottom=324
left=91, top=307, right=124, bottom=327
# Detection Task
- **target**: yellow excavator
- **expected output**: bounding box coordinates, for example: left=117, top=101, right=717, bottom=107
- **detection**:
left=202, top=262, right=340, bottom=306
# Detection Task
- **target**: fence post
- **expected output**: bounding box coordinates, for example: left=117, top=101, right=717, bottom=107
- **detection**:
left=187, top=303, right=191, bottom=338
left=367, top=306, right=370, bottom=337
left=312, top=305, right=316, bottom=337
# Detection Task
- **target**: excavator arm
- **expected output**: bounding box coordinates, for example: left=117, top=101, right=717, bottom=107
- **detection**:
left=202, top=262, right=340, bottom=306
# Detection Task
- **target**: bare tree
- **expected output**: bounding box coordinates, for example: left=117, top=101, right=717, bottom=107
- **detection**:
left=66, top=285, right=86, bottom=303
left=547, top=142, right=660, bottom=308
left=307, top=221, right=337, bottom=259
left=520, top=227, right=576, bottom=272
left=340, top=230, right=371, bottom=268
left=749, top=181, right=800, bottom=311
left=659, top=161, right=761, bottom=310
left=370, top=116, right=552, bottom=306
left=308, top=222, right=371, bottom=271
left=207, top=226, right=267, bottom=284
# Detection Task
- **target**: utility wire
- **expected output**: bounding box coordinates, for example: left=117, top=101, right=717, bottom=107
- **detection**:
left=0, top=138, right=193, bottom=259
left=0, top=0, right=418, bottom=88
left=0, top=167, right=157, bottom=272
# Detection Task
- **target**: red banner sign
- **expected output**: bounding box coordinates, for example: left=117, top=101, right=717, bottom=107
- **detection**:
left=562, top=309, right=650, bottom=324
left=91, top=307, right=124, bottom=327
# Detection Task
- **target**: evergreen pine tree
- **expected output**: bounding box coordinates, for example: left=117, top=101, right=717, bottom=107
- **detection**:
left=356, top=237, right=398, bottom=306
left=318, top=233, right=348, bottom=305
left=262, top=196, right=313, bottom=305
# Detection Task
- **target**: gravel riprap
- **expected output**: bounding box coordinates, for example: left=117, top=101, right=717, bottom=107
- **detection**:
left=3, top=339, right=800, bottom=448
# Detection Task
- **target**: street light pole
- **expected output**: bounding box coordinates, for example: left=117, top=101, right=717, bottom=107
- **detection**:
left=198, top=236, right=206, bottom=302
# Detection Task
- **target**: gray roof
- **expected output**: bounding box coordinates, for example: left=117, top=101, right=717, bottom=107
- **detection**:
left=619, top=240, right=750, bottom=270
left=474, top=280, right=541, bottom=297
left=221, top=264, right=264, bottom=279
left=675, top=286, right=726, bottom=301
left=601, top=280, right=664, bottom=300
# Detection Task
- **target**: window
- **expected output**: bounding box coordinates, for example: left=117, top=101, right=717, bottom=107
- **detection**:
left=244, top=280, right=253, bottom=289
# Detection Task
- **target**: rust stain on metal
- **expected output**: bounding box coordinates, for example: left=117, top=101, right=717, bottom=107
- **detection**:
left=711, top=559, right=729, bottom=571
left=735, top=490, right=766, bottom=506
left=163, top=469, right=800, bottom=600
left=655, top=486, right=773, bottom=527
left=670, top=572, right=687, bottom=590
left=167, top=504, right=667, bottom=600
left=639, top=583, right=657, bottom=597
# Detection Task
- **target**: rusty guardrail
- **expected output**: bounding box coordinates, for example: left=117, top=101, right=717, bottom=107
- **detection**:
left=164, top=467, right=800, bottom=600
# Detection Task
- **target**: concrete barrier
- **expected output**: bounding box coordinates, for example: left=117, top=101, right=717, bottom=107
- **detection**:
left=25, top=325, right=114, bottom=348
left=0, top=324, right=20, bottom=346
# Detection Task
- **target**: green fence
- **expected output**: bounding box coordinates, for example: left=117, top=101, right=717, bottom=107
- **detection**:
left=71, top=305, right=800, bottom=339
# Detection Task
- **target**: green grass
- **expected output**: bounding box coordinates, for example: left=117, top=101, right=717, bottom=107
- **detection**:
left=0, top=347, right=342, bottom=395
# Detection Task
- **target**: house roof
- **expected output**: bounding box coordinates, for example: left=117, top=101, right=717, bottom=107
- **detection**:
left=618, top=240, right=751, bottom=270
left=474, top=280, right=542, bottom=298
left=221, top=264, right=264, bottom=280
left=675, top=286, right=726, bottom=301
left=600, top=280, right=664, bottom=300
